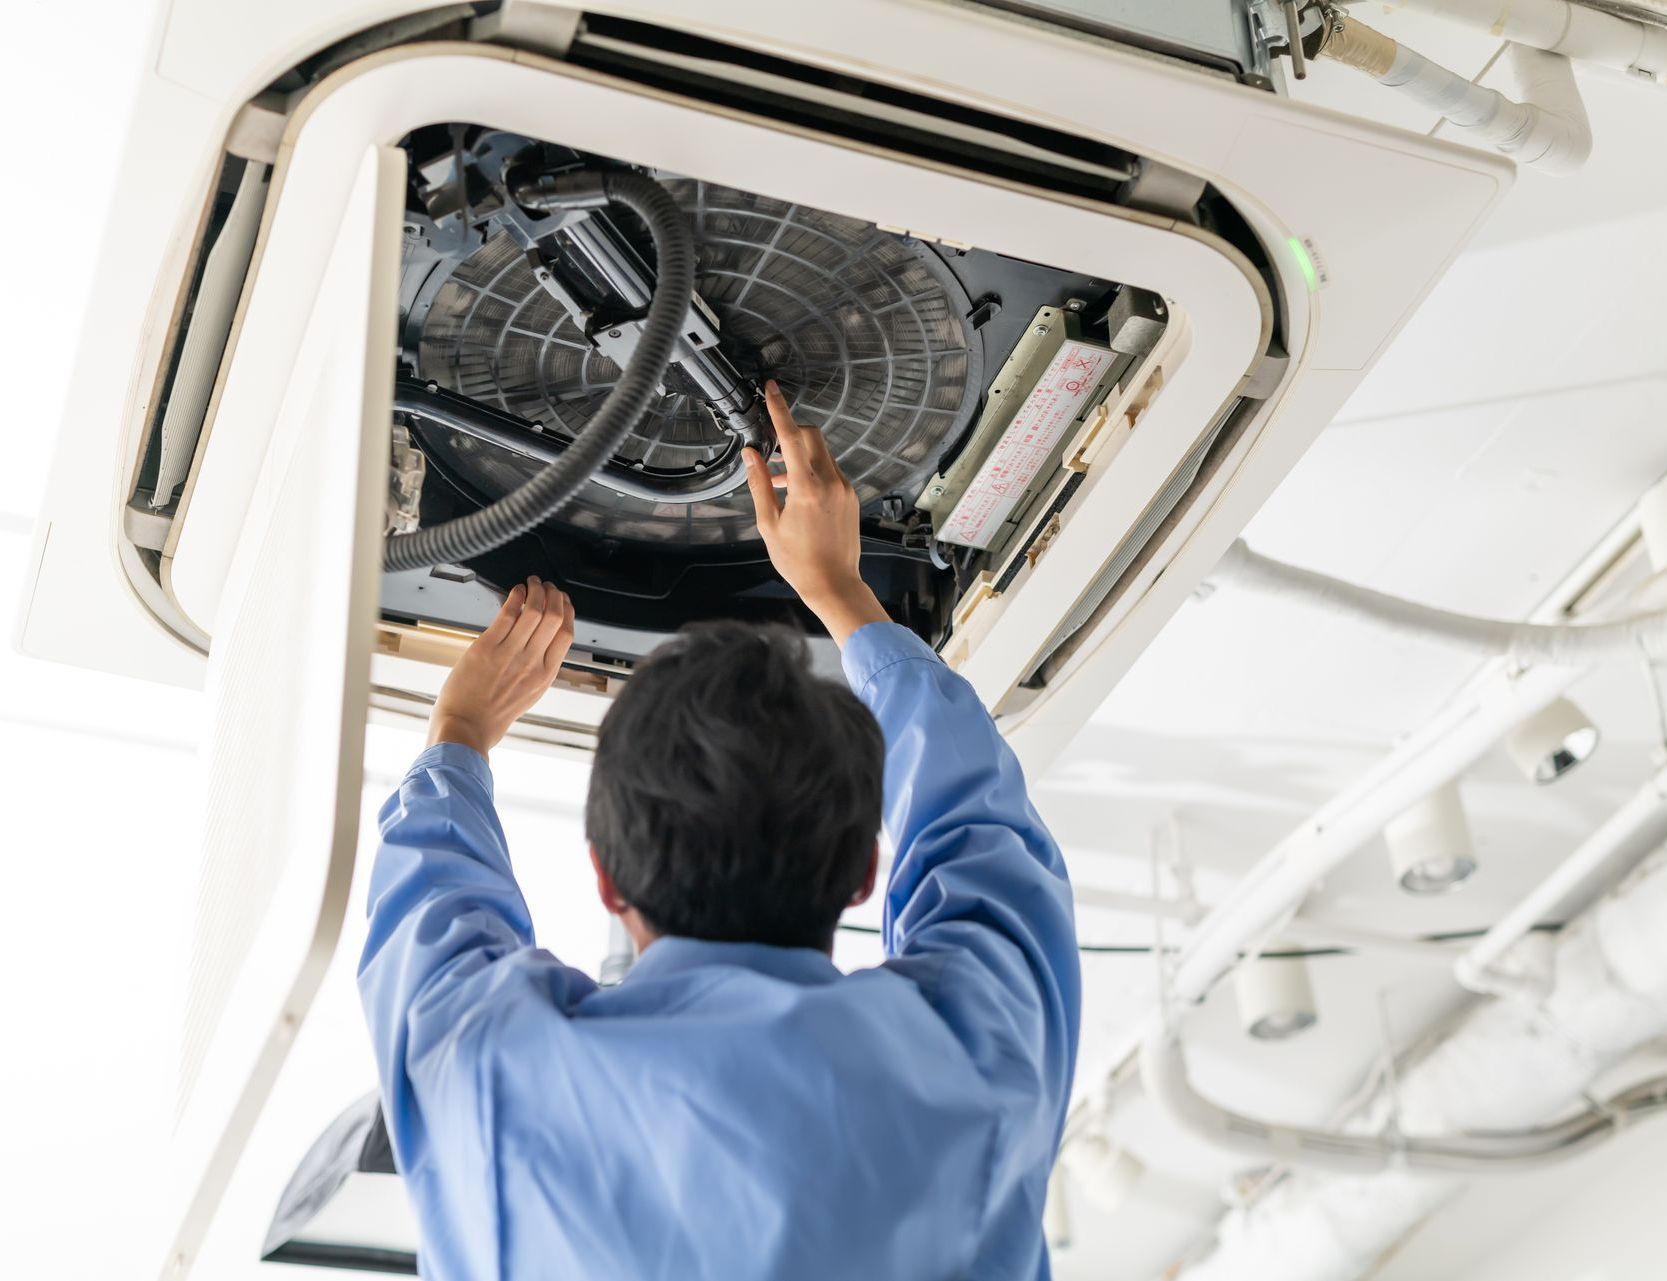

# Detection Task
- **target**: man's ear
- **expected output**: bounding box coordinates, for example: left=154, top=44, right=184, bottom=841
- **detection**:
left=849, top=841, right=880, bottom=907
left=590, top=844, right=628, bottom=916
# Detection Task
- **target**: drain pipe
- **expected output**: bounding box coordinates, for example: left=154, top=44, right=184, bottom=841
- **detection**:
left=1320, top=18, right=1593, bottom=172
left=1385, top=0, right=1667, bottom=82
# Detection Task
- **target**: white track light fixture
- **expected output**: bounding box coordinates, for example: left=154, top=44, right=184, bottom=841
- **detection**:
left=1234, top=955, right=1317, bottom=1040
left=1506, top=697, right=1600, bottom=785
left=1384, top=781, right=1477, bottom=895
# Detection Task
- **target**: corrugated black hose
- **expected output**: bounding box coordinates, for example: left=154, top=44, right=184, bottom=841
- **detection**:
left=382, top=169, right=696, bottom=572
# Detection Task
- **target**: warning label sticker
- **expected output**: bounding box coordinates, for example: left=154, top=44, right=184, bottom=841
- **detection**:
left=939, top=339, right=1112, bottom=549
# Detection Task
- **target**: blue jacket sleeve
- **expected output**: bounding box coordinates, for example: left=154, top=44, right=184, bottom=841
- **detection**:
left=845, top=624, right=1081, bottom=1148
left=356, top=742, right=597, bottom=1184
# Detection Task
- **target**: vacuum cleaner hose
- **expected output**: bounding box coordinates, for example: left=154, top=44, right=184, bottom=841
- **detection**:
left=382, top=169, right=696, bottom=572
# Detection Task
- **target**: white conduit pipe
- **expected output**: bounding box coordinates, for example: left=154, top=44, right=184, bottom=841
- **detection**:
left=1386, top=0, right=1667, bottom=81
left=1212, top=539, right=1667, bottom=665
left=1142, top=1032, right=1667, bottom=1176
left=1322, top=22, right=1593, bottom=173
left=1173, top=849, right=1667, bottom=1281
left=1166, top=661, right=1576, bottom=1007
left=1456, top=764, right=1667, bottom=994
left=1059, top=515, right=1640, bottom=1146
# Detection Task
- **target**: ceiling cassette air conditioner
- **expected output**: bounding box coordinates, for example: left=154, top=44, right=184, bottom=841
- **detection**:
left=12, top=9, right=1509, bottom=1270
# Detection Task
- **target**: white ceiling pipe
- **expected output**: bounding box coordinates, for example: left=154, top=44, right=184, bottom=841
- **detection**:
left=1062, top=509, right=1641, bottom=1142
left=1456, top=764, right=1667, bottom=994
left=1385, top=0, right=1667, bottom=80
left=1321, top=22, right=1593, bottom=172
left=1173, top=849, right=1667, bottom=1281
left=1213, top=538, right=1667, bottom=664
left=1143, top=1028, right=1667, bottom=1177
left=1169, top=662, right=1577, bottom=1008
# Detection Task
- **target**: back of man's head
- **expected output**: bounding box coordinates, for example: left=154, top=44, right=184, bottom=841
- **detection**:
left=586, top=622, right=884, bottom=951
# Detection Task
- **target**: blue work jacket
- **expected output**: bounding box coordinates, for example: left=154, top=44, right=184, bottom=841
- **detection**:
left=359, top=622, right=1080, bottom=1279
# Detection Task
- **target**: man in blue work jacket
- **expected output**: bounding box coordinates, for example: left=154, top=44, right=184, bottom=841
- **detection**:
left=359, top=381, right=1081, bottom=1279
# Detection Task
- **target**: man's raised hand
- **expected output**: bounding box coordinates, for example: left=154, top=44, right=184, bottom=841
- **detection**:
left=742, top=381, right=890, bottom=647
left=428, top=577, right=576, bottom=756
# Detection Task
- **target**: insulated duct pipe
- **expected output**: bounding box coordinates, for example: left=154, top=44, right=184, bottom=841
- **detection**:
left=1061, top=512, right=1643, bottom=1146
left=1212, top=539, right=1667, bottom=664
left=1385, top=0, right=1667, bottom=81
left=1321, top=21, right=1593, bottom=172
left=1143, top=1031, right=1667, bottom=1176
left=1164, top=661, right=1577, bottom=1008
left=1172, top=848, right=1667, bottom=1281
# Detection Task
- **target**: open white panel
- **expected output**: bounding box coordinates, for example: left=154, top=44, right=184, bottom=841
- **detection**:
left=160, top=144, right=403, bottom=1281
left=163, top=47, right=1265, bottom=732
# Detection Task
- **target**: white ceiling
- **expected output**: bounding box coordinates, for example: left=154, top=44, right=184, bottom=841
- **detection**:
left=1047, top=9, right=1667, bottom=1277
left=7, top=3, right=1667, bottom=1280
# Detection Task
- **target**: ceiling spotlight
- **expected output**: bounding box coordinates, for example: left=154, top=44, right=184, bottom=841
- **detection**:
left=1507, top=697, right=1600, bottom=785
left=1234, top=955, right=1317, bottom=1041
left=1384, top=781, right=1477, bottom=895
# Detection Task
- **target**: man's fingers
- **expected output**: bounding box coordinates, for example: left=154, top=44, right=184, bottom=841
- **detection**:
left=481, top=583, right=526, bottom=644
left=530, top=581, right=567, bottom=657
left=743, top=447, right=783, bottom=530
left=765, top=380, right=815, bottom=475
left=505, top=576, right=544, bottom=651
left=770, top=469, right=789, bottom=490
left=541, top=589, right=576, bottom=674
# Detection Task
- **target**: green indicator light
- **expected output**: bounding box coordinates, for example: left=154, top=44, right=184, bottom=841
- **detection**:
left=1288, top=236, right=1319, bottom=292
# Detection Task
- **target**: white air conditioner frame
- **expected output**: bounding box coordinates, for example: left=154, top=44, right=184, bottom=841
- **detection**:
left=15, top=4, right=1511, bottom=763
left=8, top=11, right=1514, bottom=1271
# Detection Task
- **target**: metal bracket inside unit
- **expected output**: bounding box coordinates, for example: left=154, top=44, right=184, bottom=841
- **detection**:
left=395, top=377, right=750, bottom=504
left=917, top=308, right=1106, bottom=547
left=497, top=197, right=772, bottom=454
left=919, top=290, right=1164, bottom=553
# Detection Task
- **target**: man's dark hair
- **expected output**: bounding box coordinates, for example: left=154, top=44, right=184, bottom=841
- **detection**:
left=586, top=622, right=885, bottom=950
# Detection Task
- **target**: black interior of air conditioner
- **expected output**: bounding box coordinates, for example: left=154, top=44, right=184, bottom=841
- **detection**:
left=385, top=124, right=1129, bottom=654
